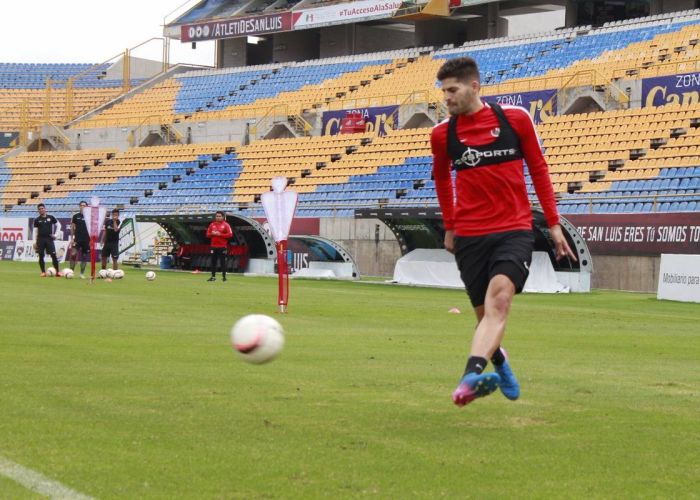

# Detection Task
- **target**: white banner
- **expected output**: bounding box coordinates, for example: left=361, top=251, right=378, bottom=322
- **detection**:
left=261, top=177, right=297, bottom=243
left=294, top=0, right=403, bottom=29
left=0, top=217, right=28, bottom=242
left=14, top=240, right=70, bottom=263
left=657, top=254, right=700, bottom=303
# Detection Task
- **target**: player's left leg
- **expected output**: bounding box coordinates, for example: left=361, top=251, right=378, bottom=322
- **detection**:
left=221, top=251, right=227, bottom=281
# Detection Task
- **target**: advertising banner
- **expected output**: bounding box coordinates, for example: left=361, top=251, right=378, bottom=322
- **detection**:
left=118, top=218, right=136, bottom=256
left=483, top=89, right=557, bottom=124
left=0, top=217, right=28, bottom=242
left=181, top=12, right=295, bottom=42
left=564, top=213, right=700, bottom=255
left=294, top=0, right=403, bottom=29
left=321, top=106, right=398, bottom=136
left=14, top=240, right=70, bottom=263
left=0, top=241, right=16, bottom=260
left=657, top=254, right=700, bottom=303
left=641, top=72, right=700, bottom=108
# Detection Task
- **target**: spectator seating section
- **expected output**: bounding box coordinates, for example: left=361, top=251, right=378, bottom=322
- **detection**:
left=72, top=12, right=700, bottom=132
left=3, top=12, right=700, bottom=215
left=0, top=63, right=142, bottom=132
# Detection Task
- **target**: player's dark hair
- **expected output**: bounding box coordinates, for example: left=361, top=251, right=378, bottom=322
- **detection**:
left=112, top=209, right=119, bottom=214
left=80, top=200, right=88, bottom=206
left=436, top=57, right=480, bottom=83
left=37, top=203, right=45, bottom=209
left=215, top=210, right=225, bottom=217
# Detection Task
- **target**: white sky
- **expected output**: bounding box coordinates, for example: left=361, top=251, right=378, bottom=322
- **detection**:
left=0, top=1, right=564, bottom=66
left=0, top=0, right=215, bottom=66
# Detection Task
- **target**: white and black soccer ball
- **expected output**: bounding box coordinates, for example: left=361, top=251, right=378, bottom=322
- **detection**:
left=145, top=271, right=156, bottom=281
left=98, top=269, right=108, bottom=279
left=106, top=269, right=115, bottom=279
left=63, top=269, right=74, bottom=279
left=46, top=267, right=57, bottom=277
left=113, top=269, right=125, bottom=279
left=230, top=314, right=285, bottom=364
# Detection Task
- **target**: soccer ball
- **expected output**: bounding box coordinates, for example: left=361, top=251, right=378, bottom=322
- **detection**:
left=145, top=271, right=156, bottom=281
left=98, top=269, right=108, bottom=279
left=113, top=269, right=125, bottom=279
left=63, top=269, right=74, bottom=279
left=106, top=269, right=115, bottom=279
left=46, top=267, right=56, bottom=277
left=230, top=314, right=285, bottom=364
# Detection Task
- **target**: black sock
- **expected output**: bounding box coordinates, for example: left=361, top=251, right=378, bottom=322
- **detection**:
left=464, top=356, right=488, bottom=376
left=491, top=347, right=506, bottom=366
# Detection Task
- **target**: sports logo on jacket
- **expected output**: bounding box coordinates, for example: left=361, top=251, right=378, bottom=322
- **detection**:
left=455, top=147, right=519, bottom=168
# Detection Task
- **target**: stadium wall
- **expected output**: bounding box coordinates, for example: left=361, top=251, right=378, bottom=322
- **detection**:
left=319, top=218, right=401, bottom=277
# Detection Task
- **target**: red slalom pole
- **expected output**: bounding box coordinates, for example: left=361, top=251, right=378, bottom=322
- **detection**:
left=277, top=240, right=289, bottom=313
left=90, top=235, right=97, bottom=282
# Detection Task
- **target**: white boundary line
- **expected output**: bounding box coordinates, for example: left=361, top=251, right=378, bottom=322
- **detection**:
left=0, top=455, right=94, bottom=499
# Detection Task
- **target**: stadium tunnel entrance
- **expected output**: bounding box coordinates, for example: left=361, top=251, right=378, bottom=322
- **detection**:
left=355, top=207, right=592, bottom=290
left=136, top=213, right=359, bottom=277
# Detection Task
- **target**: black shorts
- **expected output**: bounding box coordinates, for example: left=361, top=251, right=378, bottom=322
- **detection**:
left=36, top=237, right=56, bottom=256
left=101, top=241, right=119, bottom=260
left=73, top=239, right=90, bottom=256
left=454, top=230, right=535, bottom=308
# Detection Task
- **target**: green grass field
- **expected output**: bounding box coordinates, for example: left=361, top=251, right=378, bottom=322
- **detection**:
left=0, top=261, right=698, bottom=499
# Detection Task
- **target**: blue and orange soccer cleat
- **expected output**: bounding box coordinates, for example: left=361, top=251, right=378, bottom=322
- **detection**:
left=494, top=347, right=520, bottom=400
left=452, top=372, right=501, bottom=407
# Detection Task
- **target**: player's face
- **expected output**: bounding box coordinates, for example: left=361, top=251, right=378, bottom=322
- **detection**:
left=79, top=203, right=87, bottom=213
left=440, top=76, right=481, bottom=115
left=112, top=213, right=119, bottom=221
left=215, top=214, right=224, bottom=222
left=38, top=206, right=46, bottom=216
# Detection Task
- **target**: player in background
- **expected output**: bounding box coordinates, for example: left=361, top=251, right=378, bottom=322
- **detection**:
left=431, top=57, right=576, bottom=407
left=70, top=200, right=90, bottom=279
left=100, top=209, right=121, bottom=273
left=32, top=203, right=62, bottom=277
left=206, top=210, right=233, bottom=282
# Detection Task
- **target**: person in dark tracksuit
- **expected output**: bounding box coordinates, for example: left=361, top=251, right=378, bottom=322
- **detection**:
left=33, top=203, right=61, bottom=277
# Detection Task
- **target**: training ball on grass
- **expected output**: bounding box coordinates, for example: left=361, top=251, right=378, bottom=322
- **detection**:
left=145, top=271, right=156, bottom=281
left=98, top=269, right=108, bottom=279
left=113, top=269, right=124, bottom=279
left=106, top=269, right=115, bottom=279
left=63, top=269, right=74, bottom=279
left=230, top=314, right=285, bottom=364
left=46, top=267, right=56, bottom=277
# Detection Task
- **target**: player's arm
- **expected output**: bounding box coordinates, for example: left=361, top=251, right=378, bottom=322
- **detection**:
left=431, top=125, right=456, bottom=253
left=206, top=223, right=214, bottom=238
left=50, top=215, right=57, bottom=240
left=513, top=109, right=576, bottom=261
left=32, top=222, right=38, bottom=251
left=70, top=218, right=76, bottom=245
left=221, top=223, right=233, bottom=239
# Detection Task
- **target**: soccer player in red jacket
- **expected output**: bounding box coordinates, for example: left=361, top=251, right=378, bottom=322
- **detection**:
left=431, top=57, right=576, bottom=407
left=206, top=211, right=233, bottom=282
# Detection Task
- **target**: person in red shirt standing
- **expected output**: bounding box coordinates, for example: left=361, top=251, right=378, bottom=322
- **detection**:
left=206, top=211, right=233, bottom=282
left=431, top=56, right=576, bottom=407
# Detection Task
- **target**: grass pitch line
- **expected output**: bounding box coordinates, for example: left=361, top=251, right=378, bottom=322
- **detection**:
left=0, top=455, right=94, bottom=499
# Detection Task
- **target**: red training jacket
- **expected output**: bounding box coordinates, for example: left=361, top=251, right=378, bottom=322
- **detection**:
left=431, top=103, right=560, bottom=237
left=206, top=221, right=233, bottom=248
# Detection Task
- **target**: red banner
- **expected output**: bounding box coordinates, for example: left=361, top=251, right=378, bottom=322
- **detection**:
left=565, top=213, right=700, bottom=255
left=181, top=12, right=294, bottom=42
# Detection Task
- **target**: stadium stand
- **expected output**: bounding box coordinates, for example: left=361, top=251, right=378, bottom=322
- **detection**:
left=0, top=63, right=144, bottom=136
left=2, top=9, right=700, bottom=218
